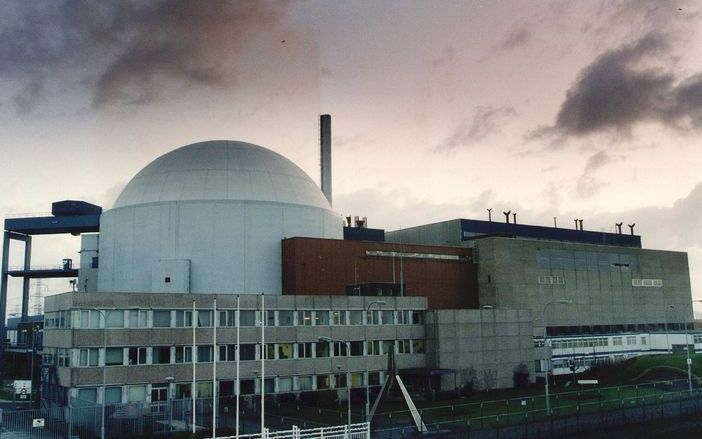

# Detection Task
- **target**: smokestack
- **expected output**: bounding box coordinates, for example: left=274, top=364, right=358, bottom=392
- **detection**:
left=320, top=114, right=332, bottom=206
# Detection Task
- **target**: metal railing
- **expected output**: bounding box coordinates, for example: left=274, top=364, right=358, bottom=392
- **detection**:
left=229, top=423, right=370, bottom=439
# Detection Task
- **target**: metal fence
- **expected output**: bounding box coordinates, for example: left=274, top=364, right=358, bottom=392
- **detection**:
left=227, top=423, right=370, bottom=439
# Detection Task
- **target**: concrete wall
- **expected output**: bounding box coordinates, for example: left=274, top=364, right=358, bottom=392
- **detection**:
left=471, top=237, right=693, bottom=334
left=425, top=309, right=534, bottom=391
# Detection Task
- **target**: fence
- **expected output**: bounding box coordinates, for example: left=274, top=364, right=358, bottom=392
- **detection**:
left=2, top=380, right=701, bottom=439
left=227, top=423, right=369, bottom=439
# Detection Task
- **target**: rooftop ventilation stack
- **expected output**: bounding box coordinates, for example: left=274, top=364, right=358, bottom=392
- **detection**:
left=320, top=114, right=332, bottom=206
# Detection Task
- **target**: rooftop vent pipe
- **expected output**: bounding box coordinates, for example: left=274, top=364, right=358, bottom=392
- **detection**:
left=616, top=222, right=623, bottom=234
left=628, top=223, right=636, bottom=235
left=320, top=114, right=332, bottom=206
left=503, top=210, right=511, bottom=224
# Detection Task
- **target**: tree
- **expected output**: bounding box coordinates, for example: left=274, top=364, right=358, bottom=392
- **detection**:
left=513, top=363, right=530, bottom=389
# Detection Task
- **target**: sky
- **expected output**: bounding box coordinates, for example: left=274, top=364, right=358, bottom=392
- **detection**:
left=1, top=0, right=702, bottom=315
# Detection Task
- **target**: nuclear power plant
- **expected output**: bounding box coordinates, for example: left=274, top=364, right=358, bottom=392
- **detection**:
left=0, top=116, right=696, bottom=435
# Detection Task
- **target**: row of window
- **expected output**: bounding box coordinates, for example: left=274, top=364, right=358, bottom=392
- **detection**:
left=632, top=279, right=663, bottom=287
left=74, top=372, right=382, bottom=405
left=45, top=309, right=426, bottom=330
left=548, top=335, right=648, bottom=350
left=538, top=276, right=565, bottom=285
left=44, top=339, right=426, bottom=368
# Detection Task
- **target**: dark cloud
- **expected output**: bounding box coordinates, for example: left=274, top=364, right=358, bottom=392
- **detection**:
left=0, top=1, right=289, bottom=112
left=583, top=151, right=612, bottom=173
left=436, top=106, right=516, bottom=151
left=538, top=33, right=702, bottom=139
left=500, top=27, right=530, bottom=51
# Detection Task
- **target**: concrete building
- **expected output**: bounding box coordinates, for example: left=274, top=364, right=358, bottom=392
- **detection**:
left=1, top=119, right=695, bottom=426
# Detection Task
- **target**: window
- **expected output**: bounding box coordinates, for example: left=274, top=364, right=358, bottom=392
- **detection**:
left=278, top=377, right=293, bottom=392
left=381, top=311, right=394, bottom=325
left=315, top=342, right=330, bottom=357
left=128, top=385, right=147, bottom=403
left=240, top=344, right=256, bottom=361
left=77, top=388, right=97, bottom=403
left=79, top=348, right=99, bottom=367
left=297, top=342, right=313, bottom=358
left=197, top=382, right=213, bottom=398
left=626, top=336, right=636, bottom=345
left=263, top=378, right=274, bottom=393
left=240, top=310, right=257, bottom=326
left=349, top=310, right=363, bottom=325
left=412, top=339, right=425, bottom=354
left=315, top=311, right=330, bottom=326
left=175, top=310, right=193, bottom=327
left=397, top=310, right=410, bottom=325
left=694, top=335, right=702, bottom=344
left=351, top=372, right=363, bottom=387
left=382, top=340, right=395, bottom=354
left=265, top=310, right=275, bottom=327
left=219, top=310, right=234, bottom=327
left=104, top=387, right=122, bottom=404
left=105, top=348, right=124, bottom=366
left=240, top=380, right=255, bottom=394
left=298, top=310, right=313, bottom=326
left=153, top=346, right=171, bottom=364
left=79, top=310, right=101, bottom=329
left=411, top=311, right=425, bottom=325
left=128, top=310, right=148, bottom=328
left=265, top=343, right=275, bottom=360
left=641, top=336, right=648, bottom=345
left=278, top=343, right=293, bottom=360
left=175, top=383, right=192, bottom=399
left=153, top=310, right=172, bottom=327
left=335, top=374, right=347, bottom=388
left=197, top=310, right=213, bottom=327
left=397, top=339, right=410, bottom=354
left=58, top=348, right=70, bottom=367
left=278, top=310, right=294, bottom=326
left=105, top=310, right=124, bottom=328
left=366, top=310, right=379, bottom=325
left=197, top=346, right=213, bottom=363
left=175, top=346, right=192, bottom=363
left=298, top=376, right=312, bottom=391
left=333, top=341, right=347, bottom=357
left=350, top=341, right=364, bottom=356
left=632, top=278, right=663, bottom=287
left=538, top=275, right=565, bottom=285
left=316, top=375, right=331, bottom=390
left=128, top=347, right=147, bottom=365
left=367, top=340, right=381, bottom=355
left=331, top=310, right=346, bottom=325
left=369, top=371, right=381, bottom=386
left=612, top=337, right=623, bottom=346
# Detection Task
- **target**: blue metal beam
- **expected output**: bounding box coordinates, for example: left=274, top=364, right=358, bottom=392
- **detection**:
left=4, top=214, right=100, bottom=235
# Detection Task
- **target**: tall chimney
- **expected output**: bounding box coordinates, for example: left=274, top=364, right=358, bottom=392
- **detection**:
left=320, top=114, right=332, bottom=206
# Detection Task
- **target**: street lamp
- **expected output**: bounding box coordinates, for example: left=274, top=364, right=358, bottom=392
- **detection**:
left=365, top=300, right=385, bottom=421
left=165, top=376, right=174, bottom=433
left=541, top=299, right=571, bottom=416
left=682, top=301, right=702, bottom=394
left=665, top=305, right=675, bottom=354
left=319, top=336, right=351, bottom=425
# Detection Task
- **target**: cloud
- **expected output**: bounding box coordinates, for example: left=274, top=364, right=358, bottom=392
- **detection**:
left=537, top=32, right=702, bottom=139
left=0, top=1, right=290, bottom=112
left=500, top=27, right=530, bottom=51
left=436, top=106, right=517, bottom=151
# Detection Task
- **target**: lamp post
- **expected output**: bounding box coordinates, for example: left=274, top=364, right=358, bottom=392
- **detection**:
left=165, top=376, right=174, bottom=433
left=319, top=336, right=351, bottom=425
left=682, top=301, right=702, bottom=394
left=541, top=299, right=571, bottom=416
left=96, top=310, right=107, bottom=439
left=665, top=304, right=675, bottom=354
left=365, top=300, right=385, bottom=422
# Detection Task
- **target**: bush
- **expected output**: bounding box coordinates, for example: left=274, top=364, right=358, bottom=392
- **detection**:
left=513, top=363, right=530, bottom=389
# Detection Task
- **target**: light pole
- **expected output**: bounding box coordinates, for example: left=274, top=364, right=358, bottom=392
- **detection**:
left=682, top=300, right=702, bottom=394
left=364, top=300, right=385, bottom=422
left=319, top=336, right=351, bottom=425
left=541, top=299, right=571, bottom=416
left=664, top=304, right=675, bottom=354
left=165, top=376, right=174, bottom=433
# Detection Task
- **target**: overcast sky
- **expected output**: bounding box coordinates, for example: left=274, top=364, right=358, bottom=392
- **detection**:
left=1, top=0, right=702, bottom=314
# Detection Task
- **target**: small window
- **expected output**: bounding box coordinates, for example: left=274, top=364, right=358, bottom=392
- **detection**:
left=164, top=277, right=171, bottom=283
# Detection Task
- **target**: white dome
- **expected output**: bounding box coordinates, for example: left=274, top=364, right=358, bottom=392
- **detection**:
left=114, top=140, right=332, bottom=211
left=98, top=140, right=342, bottom=295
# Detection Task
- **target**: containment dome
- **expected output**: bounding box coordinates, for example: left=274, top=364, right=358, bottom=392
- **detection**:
left=98, top=140, right=342, bottom=295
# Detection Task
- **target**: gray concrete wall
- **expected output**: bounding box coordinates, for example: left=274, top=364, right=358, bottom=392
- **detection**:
left=386, top=220, right=462, bottom=246
left=425, top=309, right=534, bottom=391
left=471, top=238, right=693, bottom=335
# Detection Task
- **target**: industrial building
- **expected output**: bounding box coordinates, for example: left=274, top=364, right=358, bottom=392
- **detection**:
left=0, top=117, right=697, bottom=432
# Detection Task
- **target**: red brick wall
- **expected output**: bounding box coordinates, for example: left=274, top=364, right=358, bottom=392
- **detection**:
left=282, top=237, right=479, bottom=309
